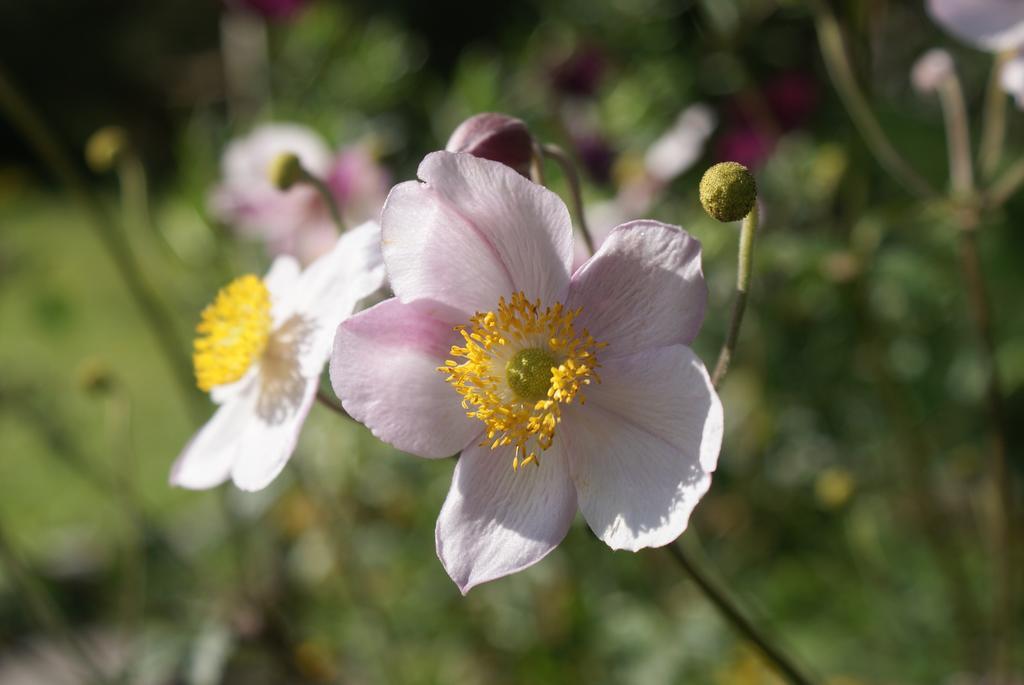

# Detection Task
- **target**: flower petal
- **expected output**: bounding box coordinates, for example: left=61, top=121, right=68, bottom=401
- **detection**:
left=230, top=373, right=319, bottom=491
left=568, top=221, right=707, bottom=359
left=927, top=0, right=1024, bottom=52
left=170, top=391, right=256, bottom=490
left=435, top=440, right=576, bottom=594
left=563, top=345, right=722, bottom=551
left=270, top=221, right=386, bottom=378
left=381, top=151, right=573, bottom=315
left=264, top=254, right=301, bottom=299
left=330, top=297, right=480, bottom=458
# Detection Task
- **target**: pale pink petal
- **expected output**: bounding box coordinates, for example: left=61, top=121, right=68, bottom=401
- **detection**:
left=927, top=0, right=1024, bottom=52
left=170, top=389, right=256, bottom=490
left=381, top=151, right=573, bottom=315
left=435, top=440, right=576, bottom=594
left=230, top=373, right=319, bottom=491
left=568, top=221, right=707, bottom=359
left=563, top=345, right=722, bottom=551
left=330, top=298, right=480, bottom=458
left=1001, top=54, right=1024, bottom=109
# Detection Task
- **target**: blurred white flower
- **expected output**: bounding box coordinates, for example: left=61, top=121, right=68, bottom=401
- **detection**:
left=1000, top=53, right=1024, bottom=108
left=644, top=104, right=716, bottom=183
left=911, top=48, right=955, bottom=93
left=927, top=0, right=1024, bottom=52
left=172, top=223, right=385, bottom=492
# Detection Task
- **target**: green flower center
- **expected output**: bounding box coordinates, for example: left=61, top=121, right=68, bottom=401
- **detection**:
left=506, top=347, right=557, bottom=402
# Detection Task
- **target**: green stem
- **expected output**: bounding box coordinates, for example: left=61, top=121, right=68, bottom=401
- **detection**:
left=301, top=168, right=346, bottom=233
left=666, top=544, right=817, bottom=685
left=986, top=158, right=1024, bottom=208
left=0, top=65, right=200, bottom=417
left=712, top=205, right=758, bottom=387
left=316, top=389, right=351, bottom=420
left=809, top=1, right=936, bottom=199
left=979, top=52, right=1011, bottom=180
left=937, top=74, right=975, bottom=198
left=540, top=143, right=596, bottom=255
left=957, top=225, right=1014, bottom=681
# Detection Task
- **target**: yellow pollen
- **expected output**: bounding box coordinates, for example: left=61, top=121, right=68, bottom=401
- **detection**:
left=438, top=291, right=604, bottom=471
left=193, top=275, right=272, bottom=392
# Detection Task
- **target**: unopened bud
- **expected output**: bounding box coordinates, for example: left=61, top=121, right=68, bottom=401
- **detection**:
left=268, top=152, right=304, bottom=190
left=445, top=113, right=534, bottom=176
left=699, top=161, right=756, bottom=222
left=77, top=358, right=115, bottom=396
left=911, top=48, right=954, bottom=93
left=85, top=126, right=128, bottom=173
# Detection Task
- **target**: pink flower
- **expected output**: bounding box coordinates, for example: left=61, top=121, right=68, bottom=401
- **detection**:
left=330, top=152, right=723, bottom=593
left=211, top=125, right=390, bottom=265
left=226, top=0, right=311, bottom=21
left=445, top=113, right=534, bottom=177
left=172, top=222, right=385, bottom=491
left=927, top=0, right=1024, bottom=52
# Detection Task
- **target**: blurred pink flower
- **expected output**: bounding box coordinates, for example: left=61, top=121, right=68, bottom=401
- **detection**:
left=331, top=152, right=722, bottom=593
left=927, top=0, right=1024, bottom=52
left=172, top=223, right=385, bottom=491
left=211, top=124, right=389, bottom=264
left=550, top=46, right=607, bottom=98
left=226, top=0, right=311, bottom=21
left=1001, top=54, right=1024, bottom=108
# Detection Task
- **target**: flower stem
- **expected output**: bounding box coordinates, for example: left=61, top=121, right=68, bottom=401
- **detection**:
left=978, top=52, right=1011, bottom=180
left=316, top=389, right=351, bottom=420
left=809, top=0, right=936, bottom=199
left=666, top=544, right=817, bottom=685
left=300, top=167, right=347, bottom=233
left=957, top=223, right=1014, bottom=681
left=0, top=66, right=200, bottom=417
left=540, top=143, right=596, bottom=255
left=711, top=205, right=758, bottom=387
left=937, top=73, right=974, bottom=198
left=986, top=157, right=1024, bottom=208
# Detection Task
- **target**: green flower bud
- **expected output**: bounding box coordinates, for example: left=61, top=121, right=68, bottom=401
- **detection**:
left=699, top=161, right=756, bottom=223
left=85, top=126, right=128, bottom=173
left=268, top=152, right=304, bottom=190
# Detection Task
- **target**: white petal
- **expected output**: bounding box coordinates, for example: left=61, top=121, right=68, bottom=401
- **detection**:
left=263, top=254, right=302, bottom=300
left=927, top=0, right=1024, bottom=52
left=436, top=440, right=577, bottom=594
left=170, top=392, right=255, bottom=490
left=230, top=372, right=319, bottom=492
left=563, top=345, right=722, bottom=551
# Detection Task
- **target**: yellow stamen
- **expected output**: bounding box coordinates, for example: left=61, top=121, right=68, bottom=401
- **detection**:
left=438, top=291, right=604, bottom=470
left=193, top=275, right=272, bottom=392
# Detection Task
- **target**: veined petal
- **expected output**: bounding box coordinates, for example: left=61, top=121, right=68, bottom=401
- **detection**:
left=927, top=0, right=1024, bottom=52
left=170, top=390, right=256, bottom=490
left=435, top=440, right=576, bottom=594
left=381, top=151, right=573, bottom=315
left=230, top=373, right=319, bottom=491
left=563, top=345, right=722, bottom=551
left=568, top=221, right=707, bottom=359
left=330, top=297, right=480, bottom=458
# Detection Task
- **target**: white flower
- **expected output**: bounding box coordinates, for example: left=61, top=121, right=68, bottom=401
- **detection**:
left=927, top=0, right=1024, bottom=52
left=911, top=48, right=955, bottom=93
left=171, top=222, right=385, bottom=491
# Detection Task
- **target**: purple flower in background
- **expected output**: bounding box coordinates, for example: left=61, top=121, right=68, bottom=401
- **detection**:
left=225, top=0, right=311, bottom=21
left=573, top=132, right=616, bottom=185
left=926, top=0, right=1024, bottom=52
left=551, top=46, right=607, bottom=98
left=331, top=152, right=722, bottom=593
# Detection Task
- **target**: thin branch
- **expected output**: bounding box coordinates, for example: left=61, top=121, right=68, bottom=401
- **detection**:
left=712, top=205, right=758, bottom=387
left=666, top=544, right=817, bottom=685
left=540, top=143, right=596, bottom=255
left=978, top=51, right=1012, bottom=180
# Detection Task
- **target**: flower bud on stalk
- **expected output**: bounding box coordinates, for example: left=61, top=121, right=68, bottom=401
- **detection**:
left=85, top=126, right=128, bottom=173
left=699, top=161, right=757, bottom=222
left=445, top=113, right=535, bottom=177
left=268, top=151, right=304, bottom=190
